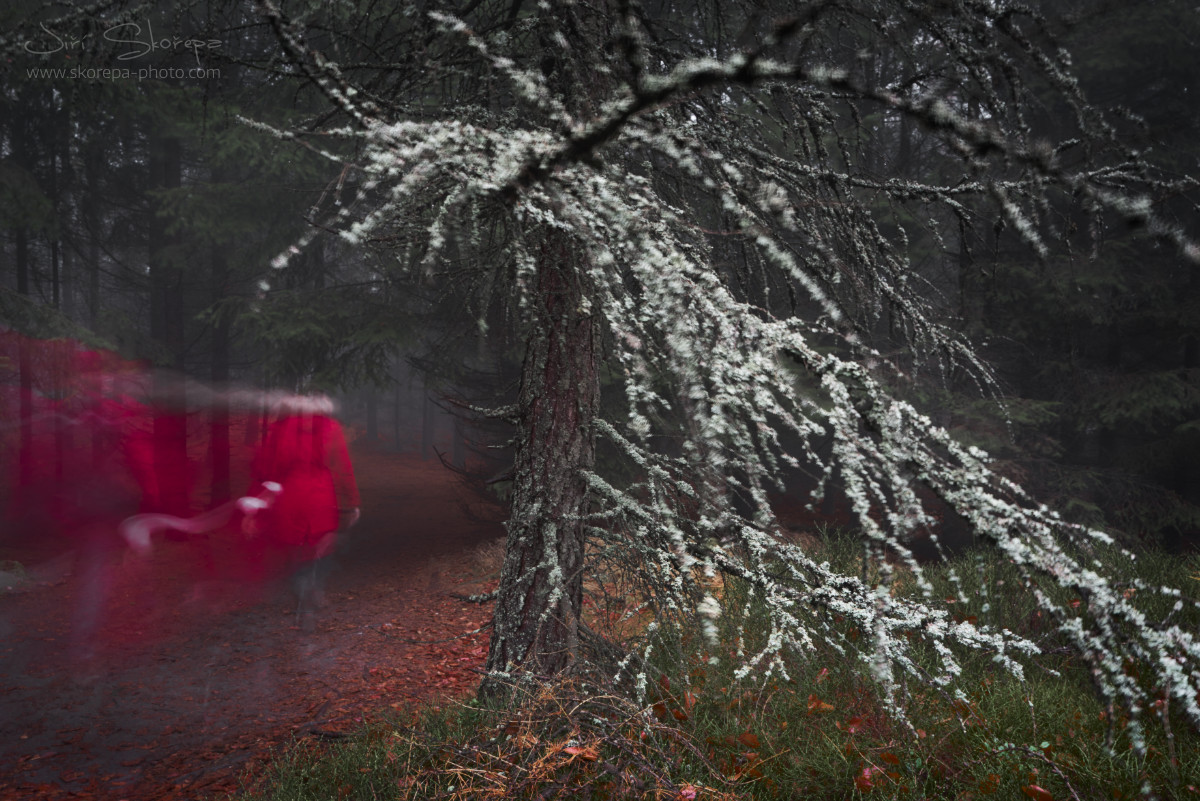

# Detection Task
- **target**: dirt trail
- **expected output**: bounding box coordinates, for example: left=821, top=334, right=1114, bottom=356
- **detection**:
left=0, top=446, right=504, bottom=801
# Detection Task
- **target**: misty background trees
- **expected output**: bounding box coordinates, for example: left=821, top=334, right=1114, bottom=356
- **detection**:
left=4, top=0, right=1200, bottom=752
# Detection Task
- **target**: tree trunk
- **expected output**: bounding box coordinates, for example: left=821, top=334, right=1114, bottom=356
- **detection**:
left=148, top=134, right=190, bottom=516
left=50, top=138, right=61, bottom=311
left=393, top=383, right=402, bottom=452
left=51, top=227, right=60, bottom=310
left=481, top=241, right=598, bottom=696
left=366, top=390, right=378, bottom=442
left=85, top=146, right=102, bottom=331
left=149, top=133, right=184, bottom=364
left=421, top=387, right=435, bottom=460
left=210, top=246, right=232, bottom=506
left=15, top=208, right=33, bottom=497
left=452, top=416, right=466, bottom=470
left=16, top=326, right=33, bottom=503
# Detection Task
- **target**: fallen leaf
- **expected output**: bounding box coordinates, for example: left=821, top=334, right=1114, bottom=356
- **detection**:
left=562, top=745, right=600, bottom=761
left=737, top=731, right=760, bottom=749
left=807, top=694, right=834, bottom=713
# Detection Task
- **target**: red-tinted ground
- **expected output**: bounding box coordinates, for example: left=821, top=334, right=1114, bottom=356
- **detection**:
left=0, top=445, right=504, bottom=801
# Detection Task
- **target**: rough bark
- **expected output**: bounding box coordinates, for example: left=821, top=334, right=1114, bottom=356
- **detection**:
left=480, top=241, right=599, bottom=696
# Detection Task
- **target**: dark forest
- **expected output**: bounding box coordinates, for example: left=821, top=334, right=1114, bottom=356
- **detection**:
left=2, top=2, right=1200, bottom=799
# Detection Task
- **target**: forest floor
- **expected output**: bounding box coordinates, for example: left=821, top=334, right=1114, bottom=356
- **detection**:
left=0, top=444, right=506, bottom=801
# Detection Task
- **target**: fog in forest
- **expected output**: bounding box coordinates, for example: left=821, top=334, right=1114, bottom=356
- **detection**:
left=2, top=0, right=1199, bottom=798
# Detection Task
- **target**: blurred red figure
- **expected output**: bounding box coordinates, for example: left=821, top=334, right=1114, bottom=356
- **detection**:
left=246, top=394, right=360, bottom=629
left=0, top=338, right=198, bottom=659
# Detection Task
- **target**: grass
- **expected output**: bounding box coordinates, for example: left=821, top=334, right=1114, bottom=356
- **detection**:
left=230, top=535, right=1200, bottom=800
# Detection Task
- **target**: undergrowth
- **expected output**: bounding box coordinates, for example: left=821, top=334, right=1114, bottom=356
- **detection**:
left=232, top=536, right=1200, bottom=800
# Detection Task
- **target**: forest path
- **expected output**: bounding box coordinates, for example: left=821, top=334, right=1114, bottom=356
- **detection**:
left=0, top=445, right=504, bottom=801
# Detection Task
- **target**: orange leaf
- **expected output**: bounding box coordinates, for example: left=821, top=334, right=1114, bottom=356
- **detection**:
left=672, top=707, right=689, bottom=721
left=659, top=675, right=671, bottom=692
left=880, top=752, right=900, bottom=765
left=652, top=702, right=668, bottom=720
left=1021, top=785, right=1053, bottom=801
left=844, top=715, right=865, bottom=733
left=738, top=731, right=760, bottom=748
left=807, top=694, right=834, bottom=713
left=563, top=745, right=600, bottom=761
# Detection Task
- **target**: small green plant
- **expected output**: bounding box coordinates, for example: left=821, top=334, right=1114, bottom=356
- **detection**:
left=234, top=541, right=1200, bottom=800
